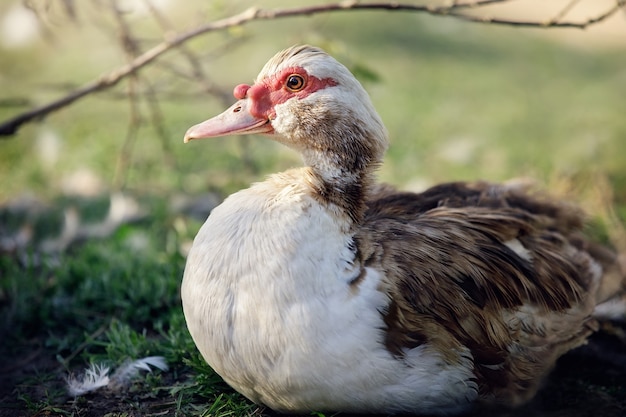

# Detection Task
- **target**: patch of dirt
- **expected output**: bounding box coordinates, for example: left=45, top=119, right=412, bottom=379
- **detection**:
left=0, top=347, right=190, bottom=417
left=1, top=323, right=625, bottom=417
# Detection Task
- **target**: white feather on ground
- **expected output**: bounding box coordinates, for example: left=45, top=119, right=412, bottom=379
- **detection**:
left=66, top=363, right=110, bottom=396
left=66, top=356, right=168, bottom=396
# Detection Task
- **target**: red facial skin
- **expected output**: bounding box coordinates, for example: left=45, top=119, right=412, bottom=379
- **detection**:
left=234, top=67, right=338, bottom=121
left=184, top=67, right=338, bottom=142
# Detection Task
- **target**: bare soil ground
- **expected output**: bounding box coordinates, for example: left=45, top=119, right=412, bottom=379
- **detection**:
left=1, top=322, right=625, bottom=417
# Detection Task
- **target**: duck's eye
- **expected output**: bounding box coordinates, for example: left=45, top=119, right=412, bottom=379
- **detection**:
left=285, top=74, right=305, bottom=92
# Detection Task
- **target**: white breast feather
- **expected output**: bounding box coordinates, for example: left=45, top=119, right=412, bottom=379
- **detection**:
left=181, top=174, right=477, bottom=414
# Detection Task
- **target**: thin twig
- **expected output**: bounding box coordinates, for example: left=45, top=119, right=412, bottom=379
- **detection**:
left=1, top=0, right=624, bottom=137
left=142, top=0, right=254, bottom=172
left=547, top=0, right=583, bottom=25
left=112, top=77, right=141, bottom=189
left=143, top=76, right=180, bottom=173
left=447, top=0, right=624, bottom=28
left=142, top=0, right=231, bottom=104
left=110, top=0, right=143, bottom=189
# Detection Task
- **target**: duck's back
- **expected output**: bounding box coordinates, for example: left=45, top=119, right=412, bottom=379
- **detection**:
left=359, top=180, right=618, bottom=406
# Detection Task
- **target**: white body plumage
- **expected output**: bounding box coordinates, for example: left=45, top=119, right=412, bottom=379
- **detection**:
left=182, top=173, right=477, bottom=414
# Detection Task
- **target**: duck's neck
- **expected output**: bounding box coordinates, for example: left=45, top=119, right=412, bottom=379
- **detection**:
left=300, top=131, right=384, bottom=225
left=304, top=166, right=369, bottom=226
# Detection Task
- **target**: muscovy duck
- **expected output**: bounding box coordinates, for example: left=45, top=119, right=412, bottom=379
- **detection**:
left=181, top=45, right=625, bottom=415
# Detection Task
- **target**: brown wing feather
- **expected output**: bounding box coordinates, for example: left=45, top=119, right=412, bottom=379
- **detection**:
left=358, top=181, right=608, bottom=405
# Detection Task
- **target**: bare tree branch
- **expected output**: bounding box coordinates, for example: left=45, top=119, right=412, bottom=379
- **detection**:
left=2, top=0, right=624, bottom=137
left=446, top=0, right=625, bottom=27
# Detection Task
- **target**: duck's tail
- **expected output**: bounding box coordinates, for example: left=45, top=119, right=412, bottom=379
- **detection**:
left=584, top=173, right=626, bottom=320
left=593, top=250, right=626, bottom=320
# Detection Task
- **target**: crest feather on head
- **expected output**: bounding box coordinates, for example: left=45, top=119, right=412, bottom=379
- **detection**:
left=256, top=45, right=351, bottom=84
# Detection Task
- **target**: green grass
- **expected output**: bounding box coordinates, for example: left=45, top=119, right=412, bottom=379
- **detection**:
left=1, top=1, right=626, bottom=416
left=0, top=204, right=257, bottom=416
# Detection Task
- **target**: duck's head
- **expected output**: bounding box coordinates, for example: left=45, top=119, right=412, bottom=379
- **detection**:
left=185, top=45, right=389, bottom=180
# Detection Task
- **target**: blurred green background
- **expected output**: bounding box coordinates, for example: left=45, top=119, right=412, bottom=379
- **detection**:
left=1, top=0, right=625, bottom=201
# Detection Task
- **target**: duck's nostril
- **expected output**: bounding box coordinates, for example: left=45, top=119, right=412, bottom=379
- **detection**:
left=233, top=106, right=242, bottom=113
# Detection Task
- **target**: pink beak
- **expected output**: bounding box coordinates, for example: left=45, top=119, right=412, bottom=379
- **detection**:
left=184, top=99, right=273, bottom=143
